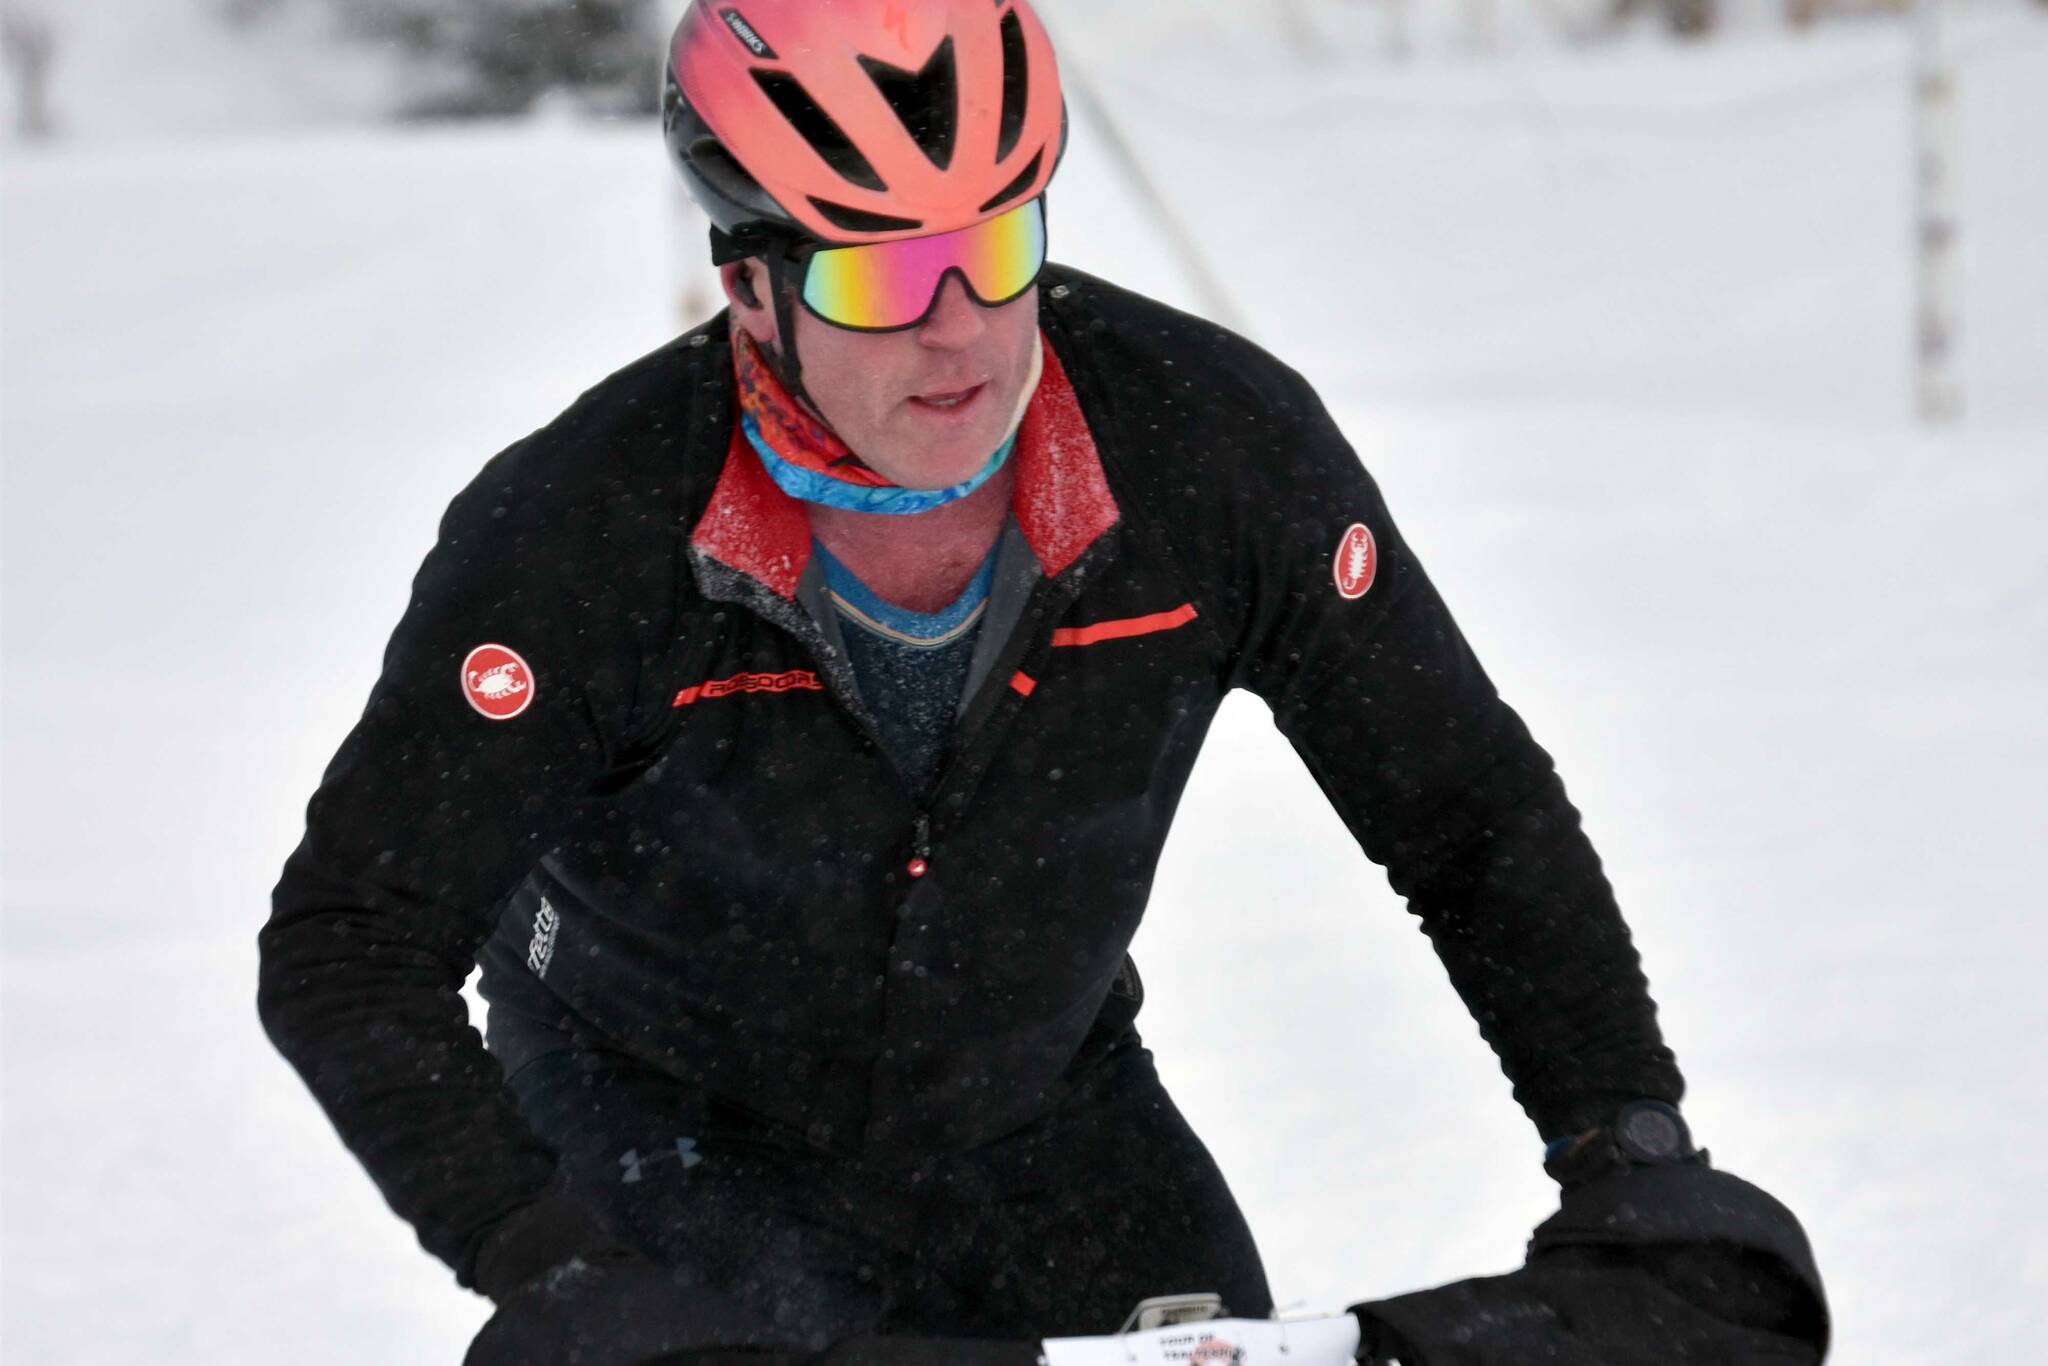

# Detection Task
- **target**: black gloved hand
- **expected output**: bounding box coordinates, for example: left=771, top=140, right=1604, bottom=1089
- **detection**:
left=639, top=1334, right=1043, bottom=1366
left=473, top=1189, right=645, bottom=1305
left=464, top=1188, right=826, bottom=1366
left=1348, top=1161, right=1830, bottom=1365
left=464, top=1189, right=1046, bottom=1366
left=464, top=1247, right=824, bottom=1366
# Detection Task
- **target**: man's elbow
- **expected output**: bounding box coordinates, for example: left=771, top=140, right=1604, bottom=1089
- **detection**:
left=254, top=911, right=308, bottom=1058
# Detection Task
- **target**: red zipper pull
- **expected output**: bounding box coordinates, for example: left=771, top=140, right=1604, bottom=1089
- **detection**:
left=908, top=813, right=932, bottom=878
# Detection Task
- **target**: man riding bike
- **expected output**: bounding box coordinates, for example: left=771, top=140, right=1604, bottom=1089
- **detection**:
left=258, top=3, right=1829, bottom=1362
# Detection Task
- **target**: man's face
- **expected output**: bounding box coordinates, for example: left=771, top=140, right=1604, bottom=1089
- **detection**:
left=722, top=258, right=1039, bottom=491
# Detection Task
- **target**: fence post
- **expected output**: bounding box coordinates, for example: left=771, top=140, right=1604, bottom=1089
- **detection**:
left=1465, top=0, right=1500, bottom=52
left=1383, top=0, right=1413, bottom=60
left=1913, top=0, right=1961, bottom=423
left=1, top=2, right=57, bottom=141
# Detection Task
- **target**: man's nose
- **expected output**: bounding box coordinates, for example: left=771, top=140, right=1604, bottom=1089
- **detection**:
left=918, top=273, right=987, bottom=348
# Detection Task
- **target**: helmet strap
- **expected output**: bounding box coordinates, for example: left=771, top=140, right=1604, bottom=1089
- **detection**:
left=760, top=243, right=823, bottom=423
left=710, top=225, right=827, bottom=423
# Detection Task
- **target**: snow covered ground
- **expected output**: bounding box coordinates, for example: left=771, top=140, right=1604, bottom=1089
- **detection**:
left=5, top=5, right=2046, bottom=1363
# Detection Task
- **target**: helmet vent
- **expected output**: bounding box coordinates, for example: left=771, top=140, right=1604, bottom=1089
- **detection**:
left=808, top=198, right=923, bottom=235
left=995, top=10, right=1030, bottom=163
left=858, top=38, right=959, bottom=172
left=690, top=138, right=769, bottom=210
left=752, top=70, right=888, bottom=193
left=976, top=148, right=1042, bottom=214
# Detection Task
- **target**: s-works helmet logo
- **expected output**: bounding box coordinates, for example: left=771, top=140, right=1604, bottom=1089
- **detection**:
left=462, top=644, right=534, bottom=721
left=719, top=8, right=776, bottom=59
left=1334, top=522, right=1377, bottom=601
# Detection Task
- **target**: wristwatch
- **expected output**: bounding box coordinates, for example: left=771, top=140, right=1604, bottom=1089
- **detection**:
left=1614, top=1099, right=1697, bottom=1164
left=1543, top=1099, right=1707, bottom=1189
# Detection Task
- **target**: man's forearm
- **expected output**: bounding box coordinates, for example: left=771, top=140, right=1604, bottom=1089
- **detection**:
left=257, top=852, right=568, bottom=1290
left=1384, top=741, right=1683, bottom=1138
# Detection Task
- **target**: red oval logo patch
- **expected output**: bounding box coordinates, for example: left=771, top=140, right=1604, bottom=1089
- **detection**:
left=1334, top=522, right=1377, bottom=600
left=461, top=643, right=535, bottom=721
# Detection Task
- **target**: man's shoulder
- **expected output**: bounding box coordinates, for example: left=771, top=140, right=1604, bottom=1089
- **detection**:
left=445, top=315, right=735, bottom=543
left=511, top=316, right=734, bottom=491
left=1038, top=263, right=1319, bottom=424
left=1038, top=264, right=1348, bottom=525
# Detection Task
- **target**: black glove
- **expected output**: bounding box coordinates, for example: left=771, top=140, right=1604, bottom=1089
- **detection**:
left=463, top=1192, right=1044, bottom=1366
left=1348, top=1155, right=1829, bottom=1364
left=464, top=1246, right=828, bottom=1366
left=472, top=1189, right=644, bottom=1305
left=465, top=1190, right=826, bottom=1366
left=640, top=1334, right=1043, bottom=1366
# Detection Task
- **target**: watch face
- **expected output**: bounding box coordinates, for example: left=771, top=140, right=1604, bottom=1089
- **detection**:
left=1616, top=1102, right=1690, bottom=1162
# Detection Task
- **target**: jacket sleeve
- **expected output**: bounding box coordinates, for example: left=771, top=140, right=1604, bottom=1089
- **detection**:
left=257, top=437, right=630, bottom=1291
left=1229, top=377, right=1684, bottom=1140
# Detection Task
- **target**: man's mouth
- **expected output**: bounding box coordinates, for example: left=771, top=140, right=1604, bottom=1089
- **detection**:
left=909, top=382, right=987, bottom=412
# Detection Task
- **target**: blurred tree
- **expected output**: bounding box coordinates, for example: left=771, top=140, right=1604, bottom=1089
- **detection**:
left=216, top=0, right=290, bottom=30
left=320, top=0, right=664, bottom=118
left=1535, top=0, right=1721, bottom=42
left=1273, top=0, right=1331, bottom=63
left=1, top=0, right=56, bottom=140
left=1609, top=0, right=1721, bottom=37
left=1786, top=0, right=1908, bottom=27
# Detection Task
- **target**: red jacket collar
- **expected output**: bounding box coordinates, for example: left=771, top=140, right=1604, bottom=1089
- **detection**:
left=691, top=335, right=1118, bottom=600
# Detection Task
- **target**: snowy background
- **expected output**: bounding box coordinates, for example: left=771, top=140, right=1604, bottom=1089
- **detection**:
left=4, top=1, right=2045, bottom=1361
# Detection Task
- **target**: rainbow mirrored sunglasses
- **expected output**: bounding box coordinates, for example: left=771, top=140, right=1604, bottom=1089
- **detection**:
left=792, top=197, right=1048, bottom=333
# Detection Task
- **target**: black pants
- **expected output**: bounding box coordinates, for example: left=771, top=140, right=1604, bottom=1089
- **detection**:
left=497, top=1025, right=1273, bottom=1342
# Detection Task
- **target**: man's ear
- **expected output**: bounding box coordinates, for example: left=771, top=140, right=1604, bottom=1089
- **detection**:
left=729, top=264, right=760, bottom=309
left=719, top=260, right=776, bottom=345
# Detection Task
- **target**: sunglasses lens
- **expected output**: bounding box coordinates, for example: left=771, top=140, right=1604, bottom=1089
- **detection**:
left=802, top=199, right=1047, bottom=331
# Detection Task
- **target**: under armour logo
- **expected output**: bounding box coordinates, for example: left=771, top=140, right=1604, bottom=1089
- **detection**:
left=619, top=1137, right=704, bottom=1183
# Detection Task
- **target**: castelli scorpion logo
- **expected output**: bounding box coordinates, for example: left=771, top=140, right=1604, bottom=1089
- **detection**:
left=1334, top=522, right=1378, bottom=601
left=475, top=669, right=520, bottom=699
left=461, top=643, right=534, bottom=721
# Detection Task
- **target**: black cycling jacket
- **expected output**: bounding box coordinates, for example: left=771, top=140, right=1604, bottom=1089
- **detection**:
left=258, top=264, right=1682, bottom=1292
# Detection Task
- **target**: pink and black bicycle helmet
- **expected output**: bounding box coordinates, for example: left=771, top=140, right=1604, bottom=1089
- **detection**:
left=663, top=0, right=1069, bottom=247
